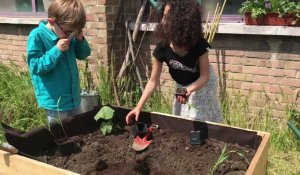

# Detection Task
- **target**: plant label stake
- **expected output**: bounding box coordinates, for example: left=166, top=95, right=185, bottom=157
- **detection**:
left=190, top=130, right=202, bottom=145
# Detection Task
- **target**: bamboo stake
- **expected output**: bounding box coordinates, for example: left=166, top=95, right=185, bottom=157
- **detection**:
left=204, top=11, right=210, bottom=39
left=126, top=21, right=145, bottom=92
left=211, top=0, right=227, bottom=42
left=118, top=0, right=148, bottom=79
left=111, top=50, right=121, bottom=106
left=204, top=0, right=227, bottom=44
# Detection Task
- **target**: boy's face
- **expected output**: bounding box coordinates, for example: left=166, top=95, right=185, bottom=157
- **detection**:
left=49, top=19, right=77, bottom=39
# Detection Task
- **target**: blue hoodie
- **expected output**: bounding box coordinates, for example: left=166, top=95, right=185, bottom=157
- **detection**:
left=27, top=21, right=91, bottom=111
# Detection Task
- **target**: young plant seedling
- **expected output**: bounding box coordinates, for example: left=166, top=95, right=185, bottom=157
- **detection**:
left=50, top=97, right=81, bottom=156
left=208, top=144, right=249, bottom=175
left=94, top=106, right=115, bottom=135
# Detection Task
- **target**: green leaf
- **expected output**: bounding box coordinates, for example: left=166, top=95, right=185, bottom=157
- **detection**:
left=100, top=121, right=113, bottom=135
left=94, top=106, right=115, bottom=121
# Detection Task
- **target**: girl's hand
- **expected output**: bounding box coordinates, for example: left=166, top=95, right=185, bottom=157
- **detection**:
left=126, top=107, right=141, bottom=124
left=76, top=30, right=84, bottom=42
left=176, top=88, right=191, bottom=104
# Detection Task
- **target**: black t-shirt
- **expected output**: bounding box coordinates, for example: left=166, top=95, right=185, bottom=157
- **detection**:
left=153, top=38, right=211, bottom=86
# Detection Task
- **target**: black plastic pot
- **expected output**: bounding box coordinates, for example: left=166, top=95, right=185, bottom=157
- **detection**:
left=55, top=137, right=81, bottom=156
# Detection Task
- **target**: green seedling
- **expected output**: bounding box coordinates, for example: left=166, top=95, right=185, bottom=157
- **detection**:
left=94, top=106, right=115, bottom=135
left=209, top=144, right=249, bottom=175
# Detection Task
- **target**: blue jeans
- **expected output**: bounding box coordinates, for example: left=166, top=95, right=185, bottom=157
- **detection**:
left=46, top=107, right=81, bottom=124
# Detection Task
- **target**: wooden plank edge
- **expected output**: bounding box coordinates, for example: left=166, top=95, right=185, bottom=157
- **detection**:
left=246, top=132, right=270, bottom=175
left=0, top=150, right=78, bottom=175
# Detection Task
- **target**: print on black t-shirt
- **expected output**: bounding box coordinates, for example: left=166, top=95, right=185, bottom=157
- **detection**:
left=153, top=38, right=211, bottom=86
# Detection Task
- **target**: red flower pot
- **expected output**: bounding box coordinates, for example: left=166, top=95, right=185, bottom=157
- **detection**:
left=244, top=12, right=300, bottom=26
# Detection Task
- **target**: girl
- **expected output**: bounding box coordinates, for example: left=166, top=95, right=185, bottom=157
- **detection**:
left=126, top=0, right=223, bottom=124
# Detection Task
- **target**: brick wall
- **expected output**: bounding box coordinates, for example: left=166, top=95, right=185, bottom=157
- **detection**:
left=0, top=24, right=33, bottom=69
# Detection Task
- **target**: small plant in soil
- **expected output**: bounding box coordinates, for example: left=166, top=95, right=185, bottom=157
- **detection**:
left=50, top=97, right=81, bottom=155
left=94, top=106, right=115, bottom=135
left=209, top=144, right=249, bottom=175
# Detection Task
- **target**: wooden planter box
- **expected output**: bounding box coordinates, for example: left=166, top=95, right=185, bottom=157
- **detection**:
left=245, top=12, right=300, bottom=26
left=0, top=108, right=270, bottom=175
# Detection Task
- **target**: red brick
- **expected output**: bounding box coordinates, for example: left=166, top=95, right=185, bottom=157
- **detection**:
left=86, top=14, right=98, bottom=21
left=224, top=65, right=243, bottom=73
left=224, top=50, right=245, bottom=57
left=226, top=81, right=242, bottom=89
left=254, top=75, right=282, bottom=85
left=249, top=99, right=266, bottom=107
left=243, top=66, right=269, bottom=75
left=245, top=51, right=271, bottom=59
left=285, top=61, right=300, bottom=70
left=285, top=70, right=297, bottom=78
left=98, top=0, right=119, bottom=5
left=228, top=73, right=254, bottom=82
left=271, top=60, right=285, bottom=69
left=282, top=78, right=300, bottom=88
left=241, top=58, right=257, bottom=66
left=241, top=82, right=264, bottom=91
left=269, top=69, right=285, bottom=77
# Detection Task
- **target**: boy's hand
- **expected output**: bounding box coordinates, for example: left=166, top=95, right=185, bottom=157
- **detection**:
left=76, top=30, right=84, bottom=42
left=56, top=39, right=70, bottom=52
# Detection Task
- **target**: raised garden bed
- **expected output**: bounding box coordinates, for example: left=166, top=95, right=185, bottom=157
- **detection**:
left=0, top=106, right=270, bottom=175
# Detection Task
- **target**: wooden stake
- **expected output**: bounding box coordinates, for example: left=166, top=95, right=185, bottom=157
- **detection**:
left=118, top=0, right=148, bottom=78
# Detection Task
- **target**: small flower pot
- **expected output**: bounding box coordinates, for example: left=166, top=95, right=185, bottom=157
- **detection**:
left=244, top=12, right=300, bottom=26
left=79, top=91, right=100, bottom=114
left=55, top=137, right=81, bottom=156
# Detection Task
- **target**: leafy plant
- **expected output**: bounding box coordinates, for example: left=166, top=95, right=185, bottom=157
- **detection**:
left=238, top=0, right=300, bottom=19
left=209, top=144, right=249, bottom=175
left=94, top=106, right=115, bottom=135
left=287, top=104, right=300, bottom=128
left=238, top=0, right=268, bottom=19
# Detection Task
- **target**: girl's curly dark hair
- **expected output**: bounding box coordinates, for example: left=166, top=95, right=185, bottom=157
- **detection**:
left=154, top=0, right=204, bottom=49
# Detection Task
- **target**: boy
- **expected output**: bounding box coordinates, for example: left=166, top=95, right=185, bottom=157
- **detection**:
left=27, top=0, right=91, bottom=123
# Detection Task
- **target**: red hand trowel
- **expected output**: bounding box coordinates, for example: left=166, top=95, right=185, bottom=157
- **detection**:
left=131, top=123, right=158, bottom=152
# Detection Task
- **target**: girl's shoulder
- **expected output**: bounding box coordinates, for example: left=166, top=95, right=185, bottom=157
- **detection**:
left=192, top=38, right=211, bottom=57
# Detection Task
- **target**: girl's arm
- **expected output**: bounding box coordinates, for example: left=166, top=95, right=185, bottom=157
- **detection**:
left=126, top=58, right=163, bottom=124
left=186, top=52, right=210, bottom=94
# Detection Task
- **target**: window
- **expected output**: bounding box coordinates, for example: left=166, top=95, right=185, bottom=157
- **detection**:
left=202, top=0, right=300, bottom=23
left=0, top=0, right=53, bottom=17
left=201, top=0, right=245, bottom=23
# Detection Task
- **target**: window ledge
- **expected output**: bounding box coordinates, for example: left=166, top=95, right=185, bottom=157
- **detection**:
left=129, top=22, right=300, bottom=37
left=0, top=17, right=43, bottom=25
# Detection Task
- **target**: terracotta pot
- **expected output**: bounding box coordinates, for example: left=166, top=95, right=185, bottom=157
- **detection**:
left=244, top=12, right=300, bottom=26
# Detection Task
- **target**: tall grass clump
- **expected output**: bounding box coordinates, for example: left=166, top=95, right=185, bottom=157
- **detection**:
left=97, top=62, right=171, bottom=113
left=221, top=89, right=300, bottom=174
left=0, top=60, right=45, bottom=142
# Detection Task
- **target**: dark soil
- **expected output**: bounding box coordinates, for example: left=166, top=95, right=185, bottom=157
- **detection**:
left=45, top=125, right=256, bottom=175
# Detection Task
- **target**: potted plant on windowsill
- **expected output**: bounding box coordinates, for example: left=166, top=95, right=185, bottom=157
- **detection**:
left=238, top=0, right=300, bottom=26
left=79, top=60, right=100, bottom=113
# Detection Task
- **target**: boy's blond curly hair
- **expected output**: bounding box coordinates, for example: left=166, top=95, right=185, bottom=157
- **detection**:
left=48, top=0, right=86, bottom=30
